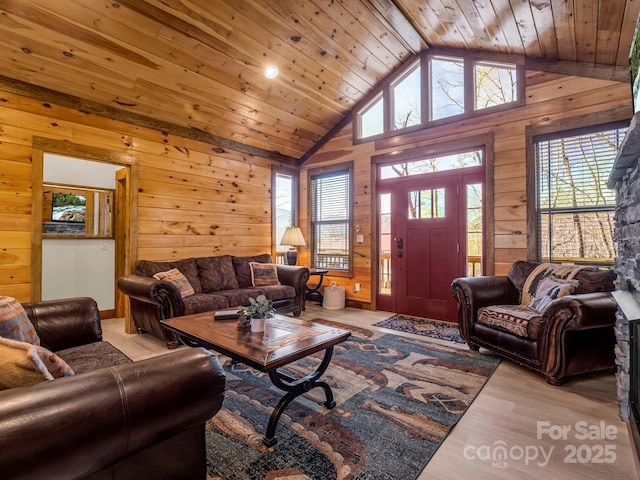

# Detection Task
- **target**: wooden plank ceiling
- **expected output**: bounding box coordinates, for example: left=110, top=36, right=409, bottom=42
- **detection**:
left=0, top=0, right=638, bottom=164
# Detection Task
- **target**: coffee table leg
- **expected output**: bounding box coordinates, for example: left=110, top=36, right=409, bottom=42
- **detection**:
left=263, top=346, right=336, bottom=447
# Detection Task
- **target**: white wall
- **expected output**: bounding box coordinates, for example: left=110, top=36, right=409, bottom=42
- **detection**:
left=42, top=154, right=122, bottom=310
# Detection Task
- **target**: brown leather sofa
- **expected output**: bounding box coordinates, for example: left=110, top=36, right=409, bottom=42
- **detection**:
left=0, top=297, right=226, bottom=480
left=451, top=261, right=618, bottom=385
left=118, top=254, right=310, bottom=348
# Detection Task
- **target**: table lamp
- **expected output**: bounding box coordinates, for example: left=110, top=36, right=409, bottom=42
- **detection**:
left=280, top=227, right=306, bottom=265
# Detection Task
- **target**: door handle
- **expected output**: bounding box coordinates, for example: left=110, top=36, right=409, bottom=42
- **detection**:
left=396, top=237, right=403, bottom=249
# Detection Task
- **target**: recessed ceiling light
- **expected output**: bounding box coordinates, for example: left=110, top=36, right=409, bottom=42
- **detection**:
left=264, top=65, right=279, bottom=79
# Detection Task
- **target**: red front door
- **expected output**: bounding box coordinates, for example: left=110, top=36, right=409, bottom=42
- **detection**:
left=377, top=173, right=464, bottom=321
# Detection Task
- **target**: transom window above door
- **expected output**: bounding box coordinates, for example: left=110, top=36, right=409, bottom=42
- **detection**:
left=380, top=149, right=483, bottom=179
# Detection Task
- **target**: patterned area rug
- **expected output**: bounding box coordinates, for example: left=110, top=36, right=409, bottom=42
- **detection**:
left=373, top=314, right=465, bottom=344
left=205, top=319, right=500, bottom=480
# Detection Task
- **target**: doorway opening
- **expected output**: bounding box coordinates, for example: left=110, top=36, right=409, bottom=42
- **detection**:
left=375, top=147, right=486, bottom=321
left=31, top=137, right=138, bottom=321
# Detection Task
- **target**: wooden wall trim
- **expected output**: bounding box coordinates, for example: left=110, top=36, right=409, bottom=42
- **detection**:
left=1, top=75, right=298, bottom=165
left=525, top=58, right=630, bottom=83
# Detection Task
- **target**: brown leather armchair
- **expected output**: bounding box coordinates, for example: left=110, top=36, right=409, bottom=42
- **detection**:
left=0, top=297, right=226, bottom=479
left=451, top=261, right=617, bottom=385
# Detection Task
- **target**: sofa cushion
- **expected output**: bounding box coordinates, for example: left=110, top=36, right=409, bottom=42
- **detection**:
left=528, top=276, right=577, bottom=313
left=217, top=288, right=265, bottom=308
left=261, top=284, right=297, bottom=301
left=153, top=268, right=195, bottom=298
left=232, top=254, right=273, bottom=288
left=196, top=256, right=239, bottom=292
left=183, top=293, right=230, bottom=315
left=250, top=262, right=280, bottom=286
left=56, top=341, right=131, bottom=375
left=0, top=296, right=40, bottom=345
left=477, top=305, right=542, bottom=340
left=136, top=258, right=202, bottom=293
left=0, top=337, right=74, bottom=390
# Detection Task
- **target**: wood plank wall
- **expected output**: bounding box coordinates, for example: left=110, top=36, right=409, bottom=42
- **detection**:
left=0, top=70, right=633, bottom=310
left=0, top=91, right=284, bottom=302
left=300, top=71, right=633, bottom=308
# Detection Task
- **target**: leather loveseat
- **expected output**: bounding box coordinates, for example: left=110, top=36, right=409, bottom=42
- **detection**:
left=118, top=253, right=310, bottom=348
left=451, top=261, right=617, bottom=385
left=0, top=297, right=226, bottom=480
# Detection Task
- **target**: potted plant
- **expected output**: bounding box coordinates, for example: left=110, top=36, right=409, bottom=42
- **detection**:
left=237, top=294, right=275, bottom=332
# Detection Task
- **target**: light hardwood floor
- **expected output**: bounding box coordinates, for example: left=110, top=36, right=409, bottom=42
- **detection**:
left=102, top=305, right=640, bottom=479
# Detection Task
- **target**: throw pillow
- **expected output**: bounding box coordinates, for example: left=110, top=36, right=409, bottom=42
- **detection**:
left=0, top=337, right=74, bottom=390
left=528, top=276, right=577, bottom=313
left=0, top=296, right=40, bottom=345
left=153, top=268, right=195, bottom=298
left=195, top=255, right=240, bottom=292
left=232, top=254, right=273, bottom=288
left=136, top=258, right=202, bottom=293
left=249, top=262, right=280, bottom=286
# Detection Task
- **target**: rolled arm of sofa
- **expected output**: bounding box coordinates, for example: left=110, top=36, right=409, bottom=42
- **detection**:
left=276, top=265, right=310, bottom=288
left=22, top=297, right=102, bottom=352
left=452, top=276, right=520, bottom=314
left=0, top=348, right=226, bottom=480
left=117, top=274, right=185, bottom=316
left=540, top=292, right=617, bottom=384
left=452, top=276, right=520, bottom=342
left=542, top=292, right=618, bottom=332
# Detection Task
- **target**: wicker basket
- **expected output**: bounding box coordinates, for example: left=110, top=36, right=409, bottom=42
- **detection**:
left=323, top=282, right=345, bottom=310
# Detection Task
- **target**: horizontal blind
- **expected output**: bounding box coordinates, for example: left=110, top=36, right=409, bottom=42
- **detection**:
left=311, top=170, right=350, bottom=270
left=535, top=124, right=626, bottom=264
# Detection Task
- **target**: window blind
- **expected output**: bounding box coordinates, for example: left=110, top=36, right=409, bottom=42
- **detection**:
left=311, top=170, right=351, bottom=271
left=535, top=123, right=626, bottom=264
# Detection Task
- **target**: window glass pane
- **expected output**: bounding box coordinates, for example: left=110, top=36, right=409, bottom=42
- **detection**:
left=433, top=188, right=445, bottom=217
left=360, top=96, right=384, bottom=138
left=393, top=63, right=421, bottom=130
left=419, top=190, right=432, bottom=219
left=475, top=61, right=517, bottom=110
left=379, top=193, right=391, bottom=295
left=311, top=170, right=351, bottom=271
left=408, top=189, right=444, bottom=219
left=536, top=125, right=625, bottom=264
left=431, top=56, right=464, bottom=120
left=274, top=173, right=294, bottom=259
left=539, top=211, right=616, bottom=263
left=380, top=149, right=482, bottom=179
left=467, top=183, right=483, bottom=276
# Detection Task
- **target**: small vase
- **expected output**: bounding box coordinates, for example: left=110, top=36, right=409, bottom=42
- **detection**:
left=250, top=317, right=265, bottom=332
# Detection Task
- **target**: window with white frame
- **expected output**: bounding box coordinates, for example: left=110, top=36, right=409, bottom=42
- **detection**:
left=535, top=123, right=626, bottom=265
left=392, top=61, right=421, bottom=129
left=310, top=166, right=353, bottom=274
left=355, top=50, right=522, bottom=141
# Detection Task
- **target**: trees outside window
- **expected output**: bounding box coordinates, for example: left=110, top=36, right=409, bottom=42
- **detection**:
left=535, top=123, right=626, bottom=265
left=355, top=50, right=522, bottom=141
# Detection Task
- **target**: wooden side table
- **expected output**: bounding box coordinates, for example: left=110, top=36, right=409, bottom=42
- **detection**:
left=305, top=268, right=329, bottom=305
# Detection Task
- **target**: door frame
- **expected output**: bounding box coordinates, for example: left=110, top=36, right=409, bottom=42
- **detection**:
left=371, top=134, right=495, bottom=312
left=31, top=137, right=138, bottom=326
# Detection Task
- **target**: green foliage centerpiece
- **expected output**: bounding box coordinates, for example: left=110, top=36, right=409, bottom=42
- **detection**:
left=237, top=294, right=275, bottom=332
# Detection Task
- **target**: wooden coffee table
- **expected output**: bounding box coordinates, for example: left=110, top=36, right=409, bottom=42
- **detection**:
left=161, top=312, right=351, bottom=446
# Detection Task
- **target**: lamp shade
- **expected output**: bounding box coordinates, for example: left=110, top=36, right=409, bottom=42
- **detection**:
left=280, top=227, right=306, bottom=247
